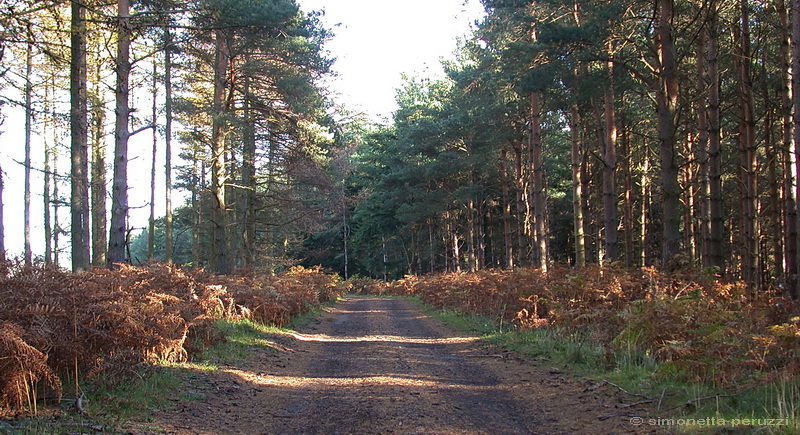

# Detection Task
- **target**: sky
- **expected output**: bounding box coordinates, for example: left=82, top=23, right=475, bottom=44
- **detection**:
left=0, top=0, right=486, bottom=260
left=298, top=0, right=485, bottom=121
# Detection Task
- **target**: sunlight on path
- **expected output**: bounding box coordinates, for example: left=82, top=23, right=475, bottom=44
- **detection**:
left=285, top=331, right=480, bottom=344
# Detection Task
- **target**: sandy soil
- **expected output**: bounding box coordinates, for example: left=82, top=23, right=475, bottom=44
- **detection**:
left=147, top=296, right=662, bottom=434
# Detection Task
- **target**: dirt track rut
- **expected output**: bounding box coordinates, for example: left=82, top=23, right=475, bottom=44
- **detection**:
left=151, top=296, right=657, bottom=434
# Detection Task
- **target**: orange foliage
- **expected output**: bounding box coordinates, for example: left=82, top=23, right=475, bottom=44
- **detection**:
left=360, top=265, right=798, bottom=387
left=0, top=262, right=344, bottom=412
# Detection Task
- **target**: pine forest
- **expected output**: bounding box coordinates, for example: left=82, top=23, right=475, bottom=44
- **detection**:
left=0, top=0, right=799, bottom=432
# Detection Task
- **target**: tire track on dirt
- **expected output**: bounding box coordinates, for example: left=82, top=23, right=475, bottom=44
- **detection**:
left=150, top=296, right=658, bottom=434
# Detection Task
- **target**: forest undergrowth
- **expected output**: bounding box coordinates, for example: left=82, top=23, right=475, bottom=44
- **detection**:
left=351, top=265, right=800, bottom=431
left=2, top=261, right=799, bottom=432
left=0, top=262, right=343, bottom=417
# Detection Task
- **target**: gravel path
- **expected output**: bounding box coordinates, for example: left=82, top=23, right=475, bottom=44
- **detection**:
left=150, top=296, right=658, bottom=434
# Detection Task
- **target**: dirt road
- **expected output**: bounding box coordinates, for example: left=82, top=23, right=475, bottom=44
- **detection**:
left=151, top=296, right=656, bottom=434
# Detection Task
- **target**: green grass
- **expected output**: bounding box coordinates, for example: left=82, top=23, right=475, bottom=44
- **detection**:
left=197, top=318, right=286, bottom=365
left=412, top=298, right=799, bottom=435
left=0, top=367, right=183, bottom=434
left=194, top=302, right=333, bottom=366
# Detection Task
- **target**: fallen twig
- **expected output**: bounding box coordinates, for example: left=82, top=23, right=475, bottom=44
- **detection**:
left=663, top=384, right=758, bottom=412
left=617, top=399, right=655, bottom=409
left=599, top=411, right=638, bottom=421
left=61, top=422, right=104, bottom=432
left=587, top=380, right=652, bottom=400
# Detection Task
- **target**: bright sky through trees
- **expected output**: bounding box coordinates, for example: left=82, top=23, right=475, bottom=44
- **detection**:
left=298, top=0, right=485, bottom=120
left=0, top=0, right=484, bottom=259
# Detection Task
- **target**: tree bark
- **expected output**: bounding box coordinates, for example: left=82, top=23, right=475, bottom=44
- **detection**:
left=210, top=29, right=230, bottom=274
left=529, top=92, right=548, bottom=271
left=602, top=47, right=618, bottom=264
left=241, top=74, right=256, bottom=268
left=736, top=0, right=759, bottom=287
left=53, top=120, right=61, bottom=267
left=640, top=155, right=651, bottom=266
left=792, top=0, right=800, bottom=298
left=24, top=23, right=33, bottom=266
left=697, top=27, right=712, bottom=269
left=44, top=80, right=53, bottom=265
left=191, top=146, right=203, bottom=268
left=468, top=199, right=477, bottom=273
left=779, top=0, right=797, bottom=295
left=621, top=119, right=634, bottom=266
left=148, top=60, right=158, bottom=262
left=707, top=5, right=725, bottom=272
left=108, top=0, right=132, bottom=266
left=570, top=105, right=586, bottom=267
left=655, top=0, right=682, bottom=266
left=90, top=62, right=107, bottom=267
left=765, top=106, right=784, bottom=281
left=70, top=0, right=91, bottom=272
left=477, top=199, right=486, bottom=270
left=501, top=148, right=515, bottom=269
left=164, top=26, right=174, bottom=264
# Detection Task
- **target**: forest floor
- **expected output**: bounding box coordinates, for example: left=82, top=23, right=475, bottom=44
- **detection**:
left=137, top=296, right=663, bottom=434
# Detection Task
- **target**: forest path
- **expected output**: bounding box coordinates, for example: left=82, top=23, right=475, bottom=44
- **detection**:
left=149, top=296, right=655, bottom=434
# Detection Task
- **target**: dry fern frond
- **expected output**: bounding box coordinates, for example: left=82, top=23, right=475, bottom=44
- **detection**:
left=0, top=322, right=62, bottom=410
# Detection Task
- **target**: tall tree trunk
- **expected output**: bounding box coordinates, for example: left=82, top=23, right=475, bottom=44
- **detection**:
left=191, top=146, right=203, bottom=268
left=792, top=0, right=800, bottom=298
left=23, top=23, right=33, bottom=266
left=529, top=92, right=548, bottom=271
left=210, top=29, right=230, bottom=274
left=468, top=200, right=477, bottom=273
left=451, top=212, right=462, bottom=273
left=53, top=123, right=61, bottom=267
left=148, top=60, right=158, bottom=262
left=707, top=6, right=725, bottom=272
left=108, top=0, right=132, bottom=266
left=477, top=199, right=486, bottom=270
left=779, top=0, right=797, bottom=295
left=736, top=0, right=759, bottom=287
left=570, top=105, right=586, bottom=267
left=602, top=48, right=618, bottom=264
left=342, top=183, right=350, bottom=279
left=766, top=107, right=784, bottom=280
left=512, top=140, right=527, bottom=264
left=697, top=28, right=712, bottom=269
left=428, top=219, right=435, bottom=274
left=241, top=75, right=256, bottom=268
left=640, top=155, right=651, bottom=266
left=683, top=132, right=697, bottom=261
left=655, top=0, right=682, bottom=266
left=621, top=119, right=635, bottom=266
left=164, top=26, right=174, bottom=264
left=44, top=80, right=53, bottom=265
left=90, top=62, right=107, bottom=267
left=70, top=0, right=91, bottom=272
left=382, top=235, right=388, bottom=280
left=501, top=148, right=515, bottom=269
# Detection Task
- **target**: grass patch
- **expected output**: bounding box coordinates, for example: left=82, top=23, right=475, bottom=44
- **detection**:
left=0, top=367, right=183, bottom=434
left=415, top=299, right=799, bottom=434
left=197, top=300, right=336, bottom=366
left=197, top=318, right=286, bottom=366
